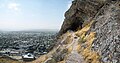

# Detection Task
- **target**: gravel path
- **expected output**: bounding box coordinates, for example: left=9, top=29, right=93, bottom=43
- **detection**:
left=66, top=33, right=85, bottom=63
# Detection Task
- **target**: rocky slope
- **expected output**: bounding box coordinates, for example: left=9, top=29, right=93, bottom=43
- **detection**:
left=28, top=0, right=120, bottom=63
left=58, top=0, right=120, bottom=63
left=6, top=0, right=119, bottom=63
left=30, top=21, right=99, bottom=63
left=88, top=1, right=120, bottom=63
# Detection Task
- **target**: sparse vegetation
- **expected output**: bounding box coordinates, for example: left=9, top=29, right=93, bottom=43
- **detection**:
left=32, top=21, right=101, bottom=63
left=75, top=21, right=100, bottom=63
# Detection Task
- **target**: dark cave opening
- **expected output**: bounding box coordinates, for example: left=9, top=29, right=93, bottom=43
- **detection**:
left=69, top=17, right=83, bottom=31
left=58, top=17, right=84, bottom=36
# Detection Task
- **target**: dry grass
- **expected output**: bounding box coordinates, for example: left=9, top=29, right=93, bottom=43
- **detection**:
left=81, top=32, right=100, bottom=63
left=25, top=20, right=101, bottom=63
left=85, top=32, right=96, bottom=47
left=57, top=20, right=100, bottom=63
left=75, top=20, right=101, bottom=63
left=67, top=46, right=73, bottom=53
left=75, top=20, right=94, bottom=38
left=76, top=44, right=81, bottom=53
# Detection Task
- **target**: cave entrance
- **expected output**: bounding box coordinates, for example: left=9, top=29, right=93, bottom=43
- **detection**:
left=69, top=17, right=83, bottom=31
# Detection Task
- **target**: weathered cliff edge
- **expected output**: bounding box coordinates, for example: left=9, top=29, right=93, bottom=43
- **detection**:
left=58, top=0, right=120, bottom=63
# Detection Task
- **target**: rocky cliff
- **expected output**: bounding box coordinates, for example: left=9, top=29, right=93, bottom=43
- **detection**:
left=0, top=0, right=119, bottom=63
left=58, top=0, right=120, bottom=63
left=59, top=0, right=105, bottom=36
left=27, top=0, right=120, bottom=63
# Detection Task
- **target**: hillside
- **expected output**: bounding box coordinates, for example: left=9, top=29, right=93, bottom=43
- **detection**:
left=58, top=0, right=120, bottom=63
left=31, top=0, right=120, bottom=63
left=0, top=0, right=119, bottom=63
left=29, top=20, right=99, bottom=63
left=31, top=0, right=119, bottom=63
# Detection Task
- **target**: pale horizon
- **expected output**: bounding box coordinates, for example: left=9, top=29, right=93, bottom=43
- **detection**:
left=0, top=0, right=72, bottom=31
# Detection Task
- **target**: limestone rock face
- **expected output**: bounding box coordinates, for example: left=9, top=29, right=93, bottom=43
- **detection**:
left=59, top=0, right=120, bottom=63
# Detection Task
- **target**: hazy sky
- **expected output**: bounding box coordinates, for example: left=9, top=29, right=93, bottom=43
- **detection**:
left=0, top=0, right=72, bottom=31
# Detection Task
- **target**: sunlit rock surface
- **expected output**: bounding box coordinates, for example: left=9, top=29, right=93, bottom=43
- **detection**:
left=58, top=0, right=120, bottom=63
left=1, top=0, right=120, bottom=63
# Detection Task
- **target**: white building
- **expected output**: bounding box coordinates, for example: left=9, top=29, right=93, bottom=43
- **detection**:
left=22, top=53, right=35, bottom=61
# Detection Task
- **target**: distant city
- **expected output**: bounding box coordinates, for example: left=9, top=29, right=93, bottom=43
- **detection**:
left=0, top=31, right=57, bottom=61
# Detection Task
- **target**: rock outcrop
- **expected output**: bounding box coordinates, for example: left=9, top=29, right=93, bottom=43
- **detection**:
left=1, top=0, right=120, bottom=63
left=58, top=0, right=120, bottom=63
left=26, top=0, right=120, bottom=63
left=59, top=0, right=107, bottom=36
